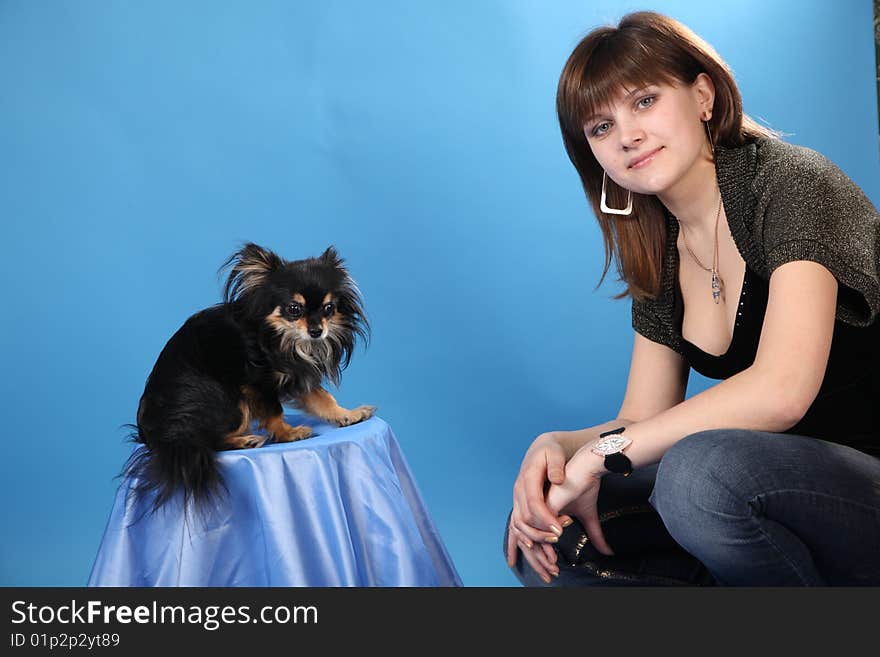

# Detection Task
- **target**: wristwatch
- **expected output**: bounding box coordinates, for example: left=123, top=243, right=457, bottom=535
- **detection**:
left=591, top=426, right=633, bottom=476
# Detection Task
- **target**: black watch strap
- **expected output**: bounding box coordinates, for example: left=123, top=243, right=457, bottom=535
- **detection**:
left=604, top=452, right=633, bottom=476
left=597, top=426, right=633, bottom=476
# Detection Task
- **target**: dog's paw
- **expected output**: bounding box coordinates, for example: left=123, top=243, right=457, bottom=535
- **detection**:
left=336, top=405, right=377, bottom=427
left=225, top=434, right=268, bottom=450
left=273, top=423, right=313, bottom=442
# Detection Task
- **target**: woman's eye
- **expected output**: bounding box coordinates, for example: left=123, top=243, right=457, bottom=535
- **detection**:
left=591, top=121, right=611, bottom=137
left=287, top=303, right=304, bottom=318
left=637, top=95, right=655, bottom=109
left=322, top=303, right=336, bottom=317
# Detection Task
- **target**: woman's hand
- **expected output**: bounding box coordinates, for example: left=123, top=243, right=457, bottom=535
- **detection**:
left=545, top=445, right=614, bottom=557
left=509, top=532, right=561, bottom=584
left=506, top=432, right=575, bottom=574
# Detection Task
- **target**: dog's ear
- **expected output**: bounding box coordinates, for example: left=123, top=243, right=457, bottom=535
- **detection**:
left=319, top=245, right=345, bottom=269
left=221, top=243, right=283, bottom=304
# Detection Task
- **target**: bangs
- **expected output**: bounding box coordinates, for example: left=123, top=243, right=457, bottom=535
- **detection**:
left=559, top=31, right=690, bottom=139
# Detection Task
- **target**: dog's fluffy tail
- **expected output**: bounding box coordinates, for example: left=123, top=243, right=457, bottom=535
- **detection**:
left=121, top=424, right=225, bottom=514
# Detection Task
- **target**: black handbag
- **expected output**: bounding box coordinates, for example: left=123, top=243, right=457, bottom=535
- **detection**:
left=554, top=504, right=717, bottom=586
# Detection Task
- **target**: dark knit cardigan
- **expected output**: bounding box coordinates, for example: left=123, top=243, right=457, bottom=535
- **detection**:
left=632, top=137, right=880, bottom=354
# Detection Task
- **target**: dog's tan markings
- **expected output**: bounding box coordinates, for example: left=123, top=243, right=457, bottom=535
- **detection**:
left=233, top=250, right=277, bottom=294
left=224, top=434, right=267, bottom=450
left=299, top=387, right=377, bottom=427
left=299, top=388, right=339, bottom=420
left=234, top=267, right=267, bottom=293
left=240, top=385, right=264, bottom=414
left=266, top=307, right=288, bottom=328
left=265, top=414, right=312, bottom=442
left=292, top=293, right=306, bottom=305
left=266, top=308, right=299, bottom=352
left=233, top=385, right=312, bottom=443
left=222, top=399, right=266, bottom=449
left=322, top=295, right=335, bottom=330
left=228, top=399, right=251, bottom=434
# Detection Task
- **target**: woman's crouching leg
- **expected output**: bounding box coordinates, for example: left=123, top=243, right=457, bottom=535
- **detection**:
left=648, top=429, right=857, bottom=586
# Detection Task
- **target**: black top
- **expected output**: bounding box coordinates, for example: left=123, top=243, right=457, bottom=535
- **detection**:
left=633, top=139, right=880, bottom=353
left=674, top=266, right=879, bottom=457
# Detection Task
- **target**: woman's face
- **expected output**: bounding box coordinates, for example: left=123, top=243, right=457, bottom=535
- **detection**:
left=584, top=74, right=714, bottom=197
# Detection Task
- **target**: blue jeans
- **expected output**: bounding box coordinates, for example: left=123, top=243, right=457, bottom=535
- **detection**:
left=504, top=429, right=880, bottom=586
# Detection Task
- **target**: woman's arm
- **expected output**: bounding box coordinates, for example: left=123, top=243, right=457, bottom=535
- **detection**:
left=553, top=325, right=691, bottom=458
left=506, top=312, right=691, bottom=576
left=610, top=260, right=837, bottom=471
left=549, top=260, right=838, bottom=509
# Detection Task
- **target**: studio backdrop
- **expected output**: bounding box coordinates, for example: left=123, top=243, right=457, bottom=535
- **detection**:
left=1, top=0, right=878, bottom=586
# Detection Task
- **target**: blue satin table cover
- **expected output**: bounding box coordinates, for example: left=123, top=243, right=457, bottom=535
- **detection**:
left=88, top=414, right=462, bottom=587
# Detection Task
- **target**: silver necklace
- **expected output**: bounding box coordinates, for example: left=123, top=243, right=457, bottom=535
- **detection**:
left=677, top=194, right=724, bottom=304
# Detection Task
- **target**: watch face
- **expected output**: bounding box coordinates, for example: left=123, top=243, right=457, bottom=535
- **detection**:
left=591, top=436, right=632, bottom=456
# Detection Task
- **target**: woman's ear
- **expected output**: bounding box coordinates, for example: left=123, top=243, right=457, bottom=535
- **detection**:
left=693, top=72, right=716, bottom=119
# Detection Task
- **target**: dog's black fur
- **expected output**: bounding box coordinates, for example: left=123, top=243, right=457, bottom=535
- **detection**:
left=123, top=243, right=374, bottom=512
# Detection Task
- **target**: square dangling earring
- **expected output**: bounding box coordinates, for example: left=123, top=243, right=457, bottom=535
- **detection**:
left=704, top=119, right=715, bottom=156
left=600, top=171, right=633, bottom=215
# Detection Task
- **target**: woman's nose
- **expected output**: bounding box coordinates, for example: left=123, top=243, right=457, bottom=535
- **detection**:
left=618, top=120, right=645, bottom=149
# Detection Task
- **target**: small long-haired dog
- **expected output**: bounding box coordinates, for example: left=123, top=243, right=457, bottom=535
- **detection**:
left=124, top=243, right=375, bottom=511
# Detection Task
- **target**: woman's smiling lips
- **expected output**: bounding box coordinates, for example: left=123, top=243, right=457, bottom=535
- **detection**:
left=627, top=147, right=663, bottom=169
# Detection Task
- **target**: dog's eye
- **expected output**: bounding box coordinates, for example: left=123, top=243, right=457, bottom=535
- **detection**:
left=286, top=303, right=304, bottom=319
left=322, top=302, right=336, bottom=318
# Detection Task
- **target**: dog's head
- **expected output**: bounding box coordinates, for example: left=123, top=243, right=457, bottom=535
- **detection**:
left=221, top=243, right=368, bottom=384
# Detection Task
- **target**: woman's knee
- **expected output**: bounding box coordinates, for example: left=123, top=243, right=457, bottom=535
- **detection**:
left=648, top=429, right=760, bottom=543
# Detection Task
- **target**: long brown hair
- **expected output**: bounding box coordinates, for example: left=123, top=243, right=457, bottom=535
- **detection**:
left=557, top=11, right=778, bottom=300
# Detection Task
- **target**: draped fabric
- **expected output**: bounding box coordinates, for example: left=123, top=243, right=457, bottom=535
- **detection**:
left=89, top=415, right=461, bottom=586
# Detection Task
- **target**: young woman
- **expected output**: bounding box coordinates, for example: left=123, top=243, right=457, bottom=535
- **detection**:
left=503, top=11, right=880, bottom=586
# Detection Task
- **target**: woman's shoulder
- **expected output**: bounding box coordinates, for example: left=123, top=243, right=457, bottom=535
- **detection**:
left=740, top=137, right=875, bottom=224
left=716, top=137, right=850, bottom=218
left=745, top=138, right=880, bottom=327
left=752, top=137, right=843, bottom=185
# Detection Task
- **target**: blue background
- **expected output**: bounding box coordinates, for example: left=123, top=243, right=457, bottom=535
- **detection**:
left=1, top=0, right=877, bottom=587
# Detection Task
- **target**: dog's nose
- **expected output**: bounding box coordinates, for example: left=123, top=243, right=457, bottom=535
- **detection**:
left=308, top=327, right=323, bottom=338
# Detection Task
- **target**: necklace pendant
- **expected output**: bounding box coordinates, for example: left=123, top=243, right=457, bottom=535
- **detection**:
left=711, top=271, right=721, bottom=304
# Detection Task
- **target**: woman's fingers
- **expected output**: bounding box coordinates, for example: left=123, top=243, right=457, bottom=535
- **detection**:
left=552, top=474, right=614, bottom=557
left=510, top=513, right=558, bottom=547
left=581, top=506, right=615, bottom=557
left=545, top=476, right=582, bottom=518
left=511, top=437, right=569, bottom=538
left=506, top=521, right=519, bottom=567
left=507, top=512, right=563, bottom=581
left=507, top=433, right=578, bottom=577
left=541, top=542, right=558, bottom=566
left=517, top=469, right=563, bottom=537
left=545, top=447, right=566, bottom=485
left=518, top=540, right=559, bottom=583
